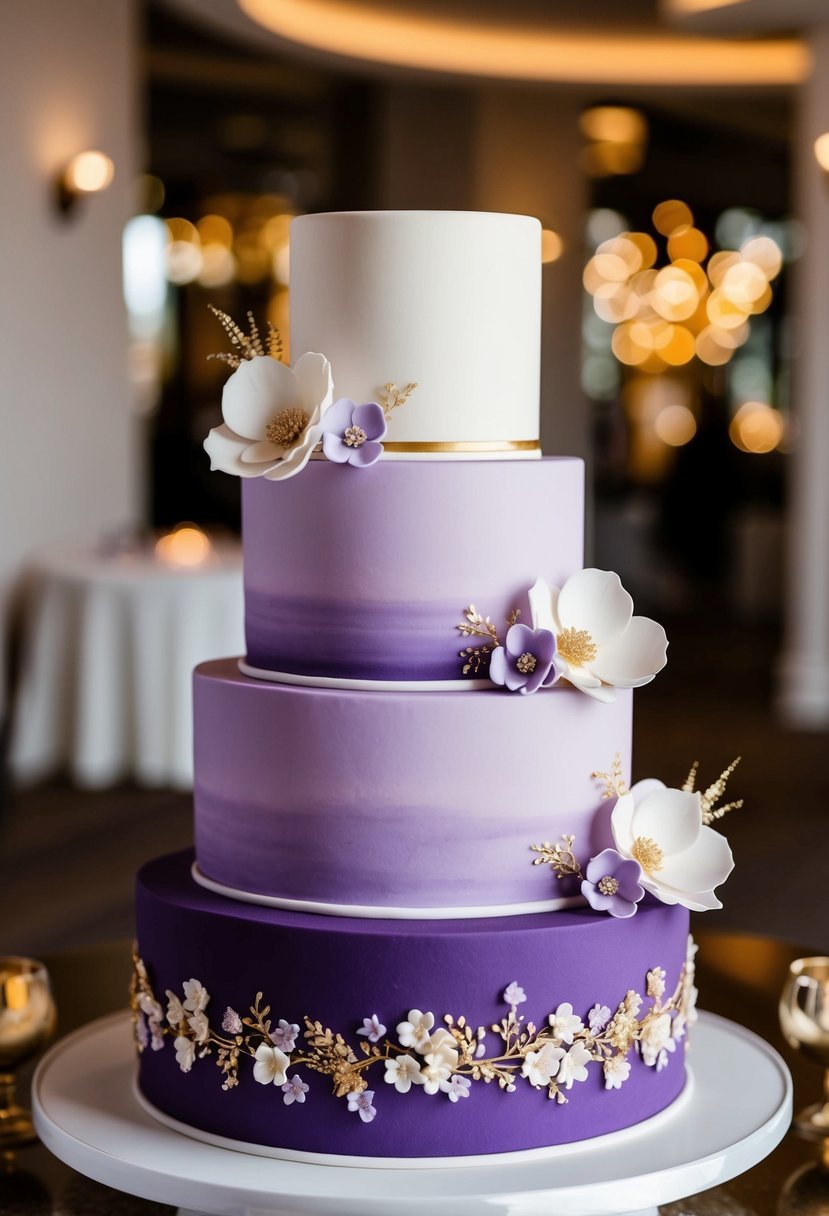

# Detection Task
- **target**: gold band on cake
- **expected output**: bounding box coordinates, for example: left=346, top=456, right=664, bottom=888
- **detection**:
left=382, top=439, right=541, bottom=454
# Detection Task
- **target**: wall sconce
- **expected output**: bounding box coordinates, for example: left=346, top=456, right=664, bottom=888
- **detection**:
left=814, top=133, right=829, bottom=174
left=56, top=150, right=115, bottom=216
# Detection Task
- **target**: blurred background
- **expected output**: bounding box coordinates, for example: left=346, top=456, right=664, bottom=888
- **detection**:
left=1, top=0, right=827, bottom=954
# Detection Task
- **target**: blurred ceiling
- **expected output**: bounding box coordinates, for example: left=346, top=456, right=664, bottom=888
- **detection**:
left=161, top=0, right=809, bottom=88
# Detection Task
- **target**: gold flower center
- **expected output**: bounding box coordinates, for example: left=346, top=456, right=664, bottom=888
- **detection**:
left=597, top=876, right=620, bottom=896
left=516, top=652, right=537, bottom=674
left=265, top=407, right=309, bottom=450
left=556, top=627, right=598, bottom=667
left=631, top=836, right=664, bottom=874
left=344, top=425, right=367, bottom=448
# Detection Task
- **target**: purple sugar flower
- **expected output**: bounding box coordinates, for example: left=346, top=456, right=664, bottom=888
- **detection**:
left=581, top=849, right=644, bottom=919
left=489, top=623, right=558, bottom=694
left=282, top=1074, right=310, bottom=1106
left=321, top=399, right=387, bottom=467
left=347, top=1089, right=377, bottom=1123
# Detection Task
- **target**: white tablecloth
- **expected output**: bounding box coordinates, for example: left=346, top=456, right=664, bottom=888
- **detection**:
left=9, top=543, right=244, bottom=790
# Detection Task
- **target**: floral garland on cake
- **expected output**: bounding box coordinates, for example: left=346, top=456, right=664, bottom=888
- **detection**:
left=130, top=939, right=697, bottom=1123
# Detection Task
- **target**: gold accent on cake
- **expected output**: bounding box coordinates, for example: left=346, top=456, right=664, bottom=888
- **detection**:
left=344, top=425, right=368, bottom=448
left=379, top=381, right=418, bottom=417
left=592, top=753, right=629, bottom=800
left=516, top=653, right=537, bottom=675
left=530, top=834, right=583, bottom=879
left=266, top=408, right=309, bottom=449
left=207, top=306, right=285, bottom=368
left=383, top=439, right=540, bottom=453
left=683, top=756, right=744, bottom=825
left=631, top=836, right=665, bottom=874
left=556, top=627, right=598, bottom=668
left=456, top=605, right=520, bottom=677
left=597, top=876, right=620, bottom=896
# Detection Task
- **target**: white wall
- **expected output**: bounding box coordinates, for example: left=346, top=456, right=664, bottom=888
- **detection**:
left=0, top=0, right=141, bottom=692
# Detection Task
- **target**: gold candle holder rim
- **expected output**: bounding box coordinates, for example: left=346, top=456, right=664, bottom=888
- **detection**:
left=788, top=956, right=829, bottom=979
left=0, top=957, right=49, bottom=973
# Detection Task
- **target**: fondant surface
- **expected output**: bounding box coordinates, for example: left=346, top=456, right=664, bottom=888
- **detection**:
left=193, top=660, right=631, bottom=910
left=136, top=852, right=690, bottom=1161
left=242, top=457, right=583, bottom=680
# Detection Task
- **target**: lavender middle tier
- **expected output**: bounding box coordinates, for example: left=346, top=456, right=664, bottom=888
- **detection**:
left=242, top=457, right=583, bottom=682
left=193, top=660, right=631, bottom=914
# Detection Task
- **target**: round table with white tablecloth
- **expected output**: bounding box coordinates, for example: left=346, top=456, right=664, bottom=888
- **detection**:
left=8, top=540, right=244, bottom=790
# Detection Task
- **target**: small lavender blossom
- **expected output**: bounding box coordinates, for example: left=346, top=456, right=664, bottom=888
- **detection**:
left=581, top=848, right=644, bottom=919
left=321, top=399, right=387, bottom=468
left=440, top=1075, right=472, bottom=1102
left=489, top=624, right=558, bottom=695
left=357, top=1014, right=387, bottom=1043
left=347, top=1089, right=377, bottom=1123
left=282, top=1074, right=310, bottom=1106
left=270, top=1019, right=300, bottom=1052
left=149, top=1015, right=165, bottom=1052
left=587, top=1004, right=612, bottom=1034
left=222, top=1007, right=243, bottom=1035
left=503, top=981, right=527, bottom=1007
left=136, top=1011, right=149, bottom=1050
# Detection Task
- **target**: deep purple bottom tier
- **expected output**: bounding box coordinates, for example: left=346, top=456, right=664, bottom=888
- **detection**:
left=135, top=852, right=692, bottom=1161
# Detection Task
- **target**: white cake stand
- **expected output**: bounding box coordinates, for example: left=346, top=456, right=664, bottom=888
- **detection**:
left=32, top=1010, right=791, bottom=1216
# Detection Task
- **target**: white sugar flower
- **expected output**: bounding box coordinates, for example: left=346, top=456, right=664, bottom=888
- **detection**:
left=187, top=1011, right=210, bottom=1044
left=639, top=1012, right=673, bottom=1068
left=165, top=990, right=185, bottom=1026
left=440, top=1074, right=472, bottom=1102
left=357, top=1014, right=387, bottom=1043
left=548, top=1003, right=584, bottom=1045
left=204, top=352, right=334, bottom=482
left=528, top=570, right=668, bottom=702
left=603, top=1055, right=631, bottom=1090
left=384, top=1054, right=425, bottom=1094
left=421, top=1030, right=460, bottom=1095
left=182, top=979, right=209, bottom=1014
left=503, top=982, right=527, bottom=1007
left=557, top=1041, right=592, bottom=1089
left=396, top=1009, right=435, bottom=1051
left=174, top=1035, right=195, bottom=1073
left=587, top=1004, right=612, bottom=1034
left=521, top=1041, right=565, bottom=1088
left=611, top=779, right=734, bottom=911
left=253, top=1042, right=290, bottom=1086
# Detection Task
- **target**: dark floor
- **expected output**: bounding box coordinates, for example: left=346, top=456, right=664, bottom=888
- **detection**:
left=0, top=614, right=827, bottom=957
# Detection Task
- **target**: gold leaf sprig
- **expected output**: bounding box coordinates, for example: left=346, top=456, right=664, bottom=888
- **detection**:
left=592, top=753, right=628, bottom=800
left=301, top=1018, right=366, bottom=1098
left=530, top=834, right=583, bottom=879
left=457, top=605, right=520, bottom=677
left=379, top=381, right=417, bottom=418
left=683, top=756, right=743, bottom=825
left=207, top=306, right=285, bottom=368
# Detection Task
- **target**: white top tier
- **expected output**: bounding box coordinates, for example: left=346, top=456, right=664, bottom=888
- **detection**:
left=289, top=211, right=541, bottom=458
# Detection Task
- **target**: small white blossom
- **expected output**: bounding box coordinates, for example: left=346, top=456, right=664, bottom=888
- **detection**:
left=136, top=1012, right=149, bottom=1050
left=174, top=1035, right=195, bottom=1073
left=165, top=989, right=185, bottom=1026
left=672, top=1012, right=687, bottom=1042
left=587, top=1004, right=612, bottom=1034
left=647, top=967, right=666, bottom=1000
left=149, top=1015, right=165, bottom=1052
left=188, top=1010, right=210, bottom=1044
left=282, top=1074, right=309, bottom=1105
left=357, top=1014, right=387, bottom=1043
left=396, top=1008, right=435, bottom=1051
left=640, top=1012, right=673, bottom=1068
left=440, top=1075, right=472, bottom=1102
left=656, top=1039, right=677, bottom=1072
left=270, top=1019, right=300, bottom=1052
left=384, top=1054, right=425, bottom=1094
left=138, top=992, right=162, bottom=1021
left=421, top=1030, right=460, bottom=1095
left=222, top=1007, right=243, bottom=1035
left=557, top=1041, right=592, bottom=1089
left=253, top=1042, right=290, bottom=1086
left=347, top=1089, right=377, bottom=1123
left=521, top=1041, right=565, bottom=1088
left=503, top=982, right=527, bottom=1007
left=182, top=979, right=209, bottom=1014
left=603, top=1055, right=631, bottom=1090
left=548, top=1003, right=584, bottom=1045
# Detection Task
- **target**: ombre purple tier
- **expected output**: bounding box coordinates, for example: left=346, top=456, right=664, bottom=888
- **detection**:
left=242, top=458, right=583, bottom=681
left=136, top=852, right=690, bottom=1161
left=193, top=660, right=631, bottom=910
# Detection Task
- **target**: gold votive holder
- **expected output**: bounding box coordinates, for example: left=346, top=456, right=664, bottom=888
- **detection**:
left=780, top=956, right=829, bottom=1141
left=0, top=958, right=57, bottom=1148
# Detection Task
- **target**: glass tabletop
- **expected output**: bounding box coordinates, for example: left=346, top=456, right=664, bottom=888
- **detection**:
left=2, top=931, right=826, bottom=1215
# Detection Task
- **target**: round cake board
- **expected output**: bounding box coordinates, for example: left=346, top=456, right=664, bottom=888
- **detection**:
left=33, top=1010, right=791, bottom=1216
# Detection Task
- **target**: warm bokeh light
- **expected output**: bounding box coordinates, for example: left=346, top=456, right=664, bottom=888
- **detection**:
left=653, top=200, right=693, bottom=237
left=814, top=133, right=829, bottom=172
left=155, top=525, right=213, bottom=567
left=655, top=403, right=697, bottom=445
left=541, top=229, right=564, bottom=264
left=741, top=235, right=783, bottom=281
left=166, top=240, right=203, bottom=286
left=63, top=150, right=114, bottom=194
left=197, top=243, right=237, bottom=288
left=667, top=226, right=709, bottom=263
left=197, top=214, right=233, bottom=248
left=729, top=402, right=785, bottom=454
left=580, top=107, right=647, bottom=145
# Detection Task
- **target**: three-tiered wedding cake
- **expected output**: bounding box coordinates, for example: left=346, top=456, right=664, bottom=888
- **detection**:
left=131, top=211, right=738, bottom=1165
